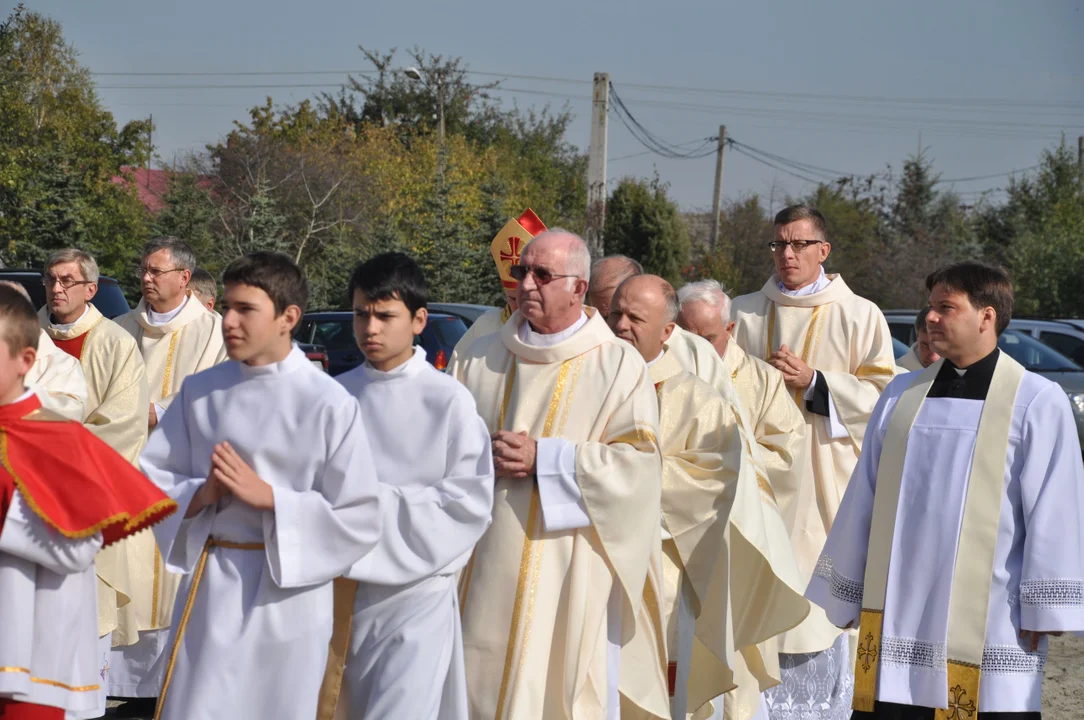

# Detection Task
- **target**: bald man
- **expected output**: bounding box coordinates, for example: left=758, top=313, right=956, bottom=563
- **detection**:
left=678, top=280, right=807, bottom=530
left=609, top=275, right=808, bottom=720
left=450, top=231, right=668, bottom=719
left=587, top=254, right=643, bottom=319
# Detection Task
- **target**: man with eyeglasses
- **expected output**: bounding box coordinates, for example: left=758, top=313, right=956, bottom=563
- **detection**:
left=448, top=230, right=668, bottom=719
left=38, top=247, right=150, bottom=719
left=729, top=205, right=897, bottom=720
left=112, top=237, right=225, bottom=716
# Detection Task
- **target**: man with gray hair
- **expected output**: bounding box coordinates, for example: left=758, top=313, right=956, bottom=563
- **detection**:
left=449, top=230, right=668, bottom=719
left=114, top=237, right=226, bottom=711
left=188, top=267, right=219, bottom=314
left=39, top=247, right=150, bottom=720
left=678, top=280, right=807, bottom=523
left=587, top=254, right=642, bottom=319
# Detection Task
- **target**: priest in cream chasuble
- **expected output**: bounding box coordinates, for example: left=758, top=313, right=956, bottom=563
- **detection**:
left=808, top=263, right=1084, bottom=720
left=450, top=231, right=668, bottom=720
left=607, top=276, right=809, bottom=720
left=449, top=208, right=546, bottom=366
left=729, top=206, right=896, bottom=719
left=113, top=238, right=227, bottom=700
left=38, top=250, right=150, bottom=660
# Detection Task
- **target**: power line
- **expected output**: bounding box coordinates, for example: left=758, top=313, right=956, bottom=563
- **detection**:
left=608, top=84, right=718, bottom=160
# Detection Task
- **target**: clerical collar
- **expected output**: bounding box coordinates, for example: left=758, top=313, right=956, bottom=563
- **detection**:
left=1, top=389, right=35, bottom=406
left=361, top=345, right=427, bottom=380
left=646, top=352, right=663, bottom=368
left=929, top=348, right=1000, bottom=400
left=50, top=305, right=89, bottom=332
left=147, top=295, right=188, bottom=326
left=778, top=268, right=829, bottom=297
left=519, top=311, right=589, bottom=348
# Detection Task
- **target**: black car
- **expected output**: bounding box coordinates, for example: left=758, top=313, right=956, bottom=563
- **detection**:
left=0, top=268, right=131, bottom=319
left=295, top=311, right=468, bottom=376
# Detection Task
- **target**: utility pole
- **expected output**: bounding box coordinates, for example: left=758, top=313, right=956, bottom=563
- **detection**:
left=436, top=73, right=445, bottom=188
left=585, top=72, right=610, bottom=259
left=1078, top=135, right=1083, bottom=190
left=709, top=125, right=727, bottom=252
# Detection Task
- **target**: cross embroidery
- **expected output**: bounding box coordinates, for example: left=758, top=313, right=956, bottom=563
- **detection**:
left=500, top=236, right=523, bottom=267
left=857, top=632, right=879, bottom=673
left=946, top=684, right=977, bottom=719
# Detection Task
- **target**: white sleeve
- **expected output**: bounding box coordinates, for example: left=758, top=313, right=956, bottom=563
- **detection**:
left=802, top=371, right=850, bottom=440
left=153, top=403, right=166, bottom=422
left=264, top=400, right=382, bottom=589
left=536, top=437, right=591, bottom=531
left=0, top=492, right=103, bottom=574
left=347, top=396, right=494, bottom=584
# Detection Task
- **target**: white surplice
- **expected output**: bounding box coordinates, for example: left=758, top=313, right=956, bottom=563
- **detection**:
left=0, top=492, right=103, bottom=716
left=26, top=330, right=87, bottom=422
left=143, top=346, right=382, bottom=720
left=333, top=346, right=494, bottom=719
left=806, top=364, right=1084, bottom=713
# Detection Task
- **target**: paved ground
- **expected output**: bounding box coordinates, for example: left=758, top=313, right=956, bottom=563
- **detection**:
left=100, top=636, right=1083, bottom=718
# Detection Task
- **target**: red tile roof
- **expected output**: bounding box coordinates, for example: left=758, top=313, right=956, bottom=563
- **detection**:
left=111, top=167, right=216, bottom=214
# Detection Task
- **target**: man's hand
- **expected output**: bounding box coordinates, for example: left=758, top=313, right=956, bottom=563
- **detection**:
left=769, top=344, right=815, bottom=390
left=148, top=403, right=158, bottom=430
left=1020, top=629, right=1062, bottom=652
left=492, top=431, right=537, bottom=479
left=210, top=442, right=275, bottom=511
left=185, top=472, right=229, bottom=518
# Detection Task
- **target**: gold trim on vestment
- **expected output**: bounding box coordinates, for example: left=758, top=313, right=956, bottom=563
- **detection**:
left=855, top=364, right=896, bottom=379
left=315, top=577, right=361, bottom=720
left=609, top=427, right=660, bottom=448
left=0, top=663, right=99, bottom=693
left=764, top=303, right=777, bottom=361
left=935, top=661, right=980, bottom=720
left=793, top=305, right=824, bottom=406
left=501, top=305, right=513, bottom=323
left=494, top=358, right=573, bottom=719
left=161, top=330, right=180, bottom=399
left=852, top=608, right=883, bottom=712
left=756, top=473, right=777, bottom=503
left=154, top=538, right=265, bottom=720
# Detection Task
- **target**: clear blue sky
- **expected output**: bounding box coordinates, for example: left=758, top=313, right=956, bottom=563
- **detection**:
left=32, top=0, right=1084, bottom=211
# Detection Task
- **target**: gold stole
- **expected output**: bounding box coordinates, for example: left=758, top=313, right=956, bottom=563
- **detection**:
left=852, top=353, right=1024, bottom=716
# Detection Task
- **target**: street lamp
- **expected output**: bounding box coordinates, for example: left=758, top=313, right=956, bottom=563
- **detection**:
left=403, top=66, right=445, bottom=185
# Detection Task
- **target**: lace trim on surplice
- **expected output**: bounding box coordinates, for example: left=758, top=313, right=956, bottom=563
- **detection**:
left=814, top=555, right=864, bottom=605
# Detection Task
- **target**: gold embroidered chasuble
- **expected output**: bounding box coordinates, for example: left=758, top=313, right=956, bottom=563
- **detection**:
left=719, top=341, right=808, bottom=531
left=118, top=292, right=226, bottom=410
left=730, top=274, right=896, bottom=655
left=450, top=309, right=669, bottom=720
left=39, top=303, right=150, bottom=642
left=448, top=305, right=511, bottom=367
left=27, top=330, right=88, bottom=422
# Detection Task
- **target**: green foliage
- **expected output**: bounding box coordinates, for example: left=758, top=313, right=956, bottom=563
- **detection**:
left=604, top=176, right=690, bottom=286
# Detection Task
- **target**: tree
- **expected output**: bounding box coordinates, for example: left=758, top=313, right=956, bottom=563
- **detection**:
left=604, top=176, right=690, bottom=286
left=0, top=5, right=149, bottom=293
left=153, top=173, right=217, bottom=268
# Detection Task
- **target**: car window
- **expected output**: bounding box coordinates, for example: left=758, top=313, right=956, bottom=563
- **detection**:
left=426, top=316, right=468, bottom=347
left=891, top=337, right=909, bottom=360
left=1038, top=331, right=1084, bottom=366
left=312, top=321, right=356, bottom=351
left=998, top=330, right=1082, bottom=371
left=90, top=282, right=131, bottom=319
left=886, top=320, right=915, bottom=345
left=294, top=319, right=315, bottom=344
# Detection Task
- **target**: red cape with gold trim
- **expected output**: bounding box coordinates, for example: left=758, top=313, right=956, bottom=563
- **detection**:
left=0, top=394, right=176, bottom=546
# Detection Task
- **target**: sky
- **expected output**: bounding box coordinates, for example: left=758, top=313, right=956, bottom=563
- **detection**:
left=29, top=0, right=1084, bottom=211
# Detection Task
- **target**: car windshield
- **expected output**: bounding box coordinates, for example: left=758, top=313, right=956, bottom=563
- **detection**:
left=311, top=320, right=356, bottom=351
left=425, top=316, right=468, bottom=347
left=998, top=330, right=1082, bottom=372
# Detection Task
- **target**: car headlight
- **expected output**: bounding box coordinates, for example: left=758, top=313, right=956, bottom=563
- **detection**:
left=1070, top=392, right=1084, bottom=416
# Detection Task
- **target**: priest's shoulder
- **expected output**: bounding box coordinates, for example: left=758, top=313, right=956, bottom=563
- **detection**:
left=91, top=315, right=142, bottom=353
left=730, top=289, right=770, bottom=317
left=665, top=369, right=722, bottom=406
left=1015, top=369, right=1069, bottom=416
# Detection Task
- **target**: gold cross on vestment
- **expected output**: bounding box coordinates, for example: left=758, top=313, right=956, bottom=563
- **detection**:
left=857, top=632, right=879, bottom=673
left=946, top=684, right=977, bottom=719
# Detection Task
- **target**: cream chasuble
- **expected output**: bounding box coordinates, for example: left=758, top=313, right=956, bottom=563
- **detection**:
left=39, top=303, right=149, bottom=645
left=718, top=342, right=807, bottom=531
left=647, top=348, right=809, bottom=720
left=448, top=305, right=511, bottom=367
left=26, top=330, right=87, bottom=421
left=730, top=274, right=895, bottom=655
left=450, top=309, right=669, bottom=720
left=897, top=343, right=923, bottom=372
left=118, top=292, right=226, bottom=411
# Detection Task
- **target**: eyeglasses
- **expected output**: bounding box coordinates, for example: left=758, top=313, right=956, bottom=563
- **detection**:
left=768, top=240, right=824, bottom=253
left=42, top=275, right=93, bottom=290
left=509, top=264, right=580, bottom=285
left=139, top=266, right=185, bottom=280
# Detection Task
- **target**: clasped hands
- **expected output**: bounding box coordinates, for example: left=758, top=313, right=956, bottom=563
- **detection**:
left=492, top=431, right=538, bottom=479
left=769, top=344, right=815, bottom=391
left=185, top=442, right=275, bottom=517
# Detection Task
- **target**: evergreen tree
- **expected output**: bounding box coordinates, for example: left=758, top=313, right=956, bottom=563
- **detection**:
left=604, top=175, right=690, bottom=286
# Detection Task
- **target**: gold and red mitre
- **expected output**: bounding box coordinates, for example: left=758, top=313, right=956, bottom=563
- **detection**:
left=491, top=208, right=547, bottom=292
left=0, top=394, right=176, bottom=546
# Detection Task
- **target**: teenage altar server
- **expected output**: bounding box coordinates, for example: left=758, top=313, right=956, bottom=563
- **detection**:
left=0, top=285, right=176, bottom=720
left=143, top=251, right=382, bottom=720
left=317, top=252, right=493, bottom=720
left=807, top=262, right=1084, bottom=719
